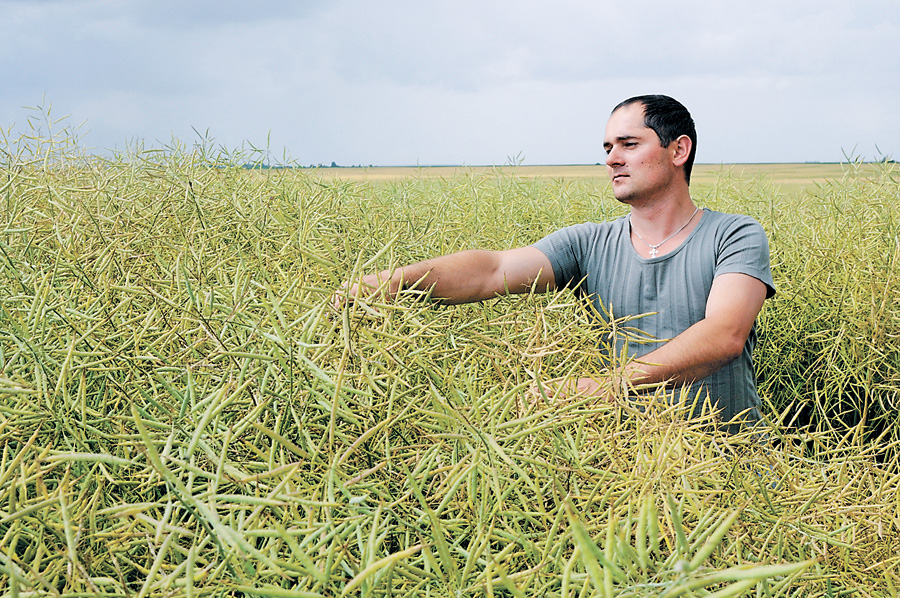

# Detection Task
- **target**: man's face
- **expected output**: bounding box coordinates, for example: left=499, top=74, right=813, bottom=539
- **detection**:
left=603, top=103, right=679, bottom=204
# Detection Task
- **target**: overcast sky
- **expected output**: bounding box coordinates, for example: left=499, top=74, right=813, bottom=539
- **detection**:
left=3, top=0, right=898, bottom=166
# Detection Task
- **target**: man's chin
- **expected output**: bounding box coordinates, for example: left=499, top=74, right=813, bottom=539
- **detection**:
left=611, top=181, right=634, bottom=204
left=613, top=192, right=635, bottom=205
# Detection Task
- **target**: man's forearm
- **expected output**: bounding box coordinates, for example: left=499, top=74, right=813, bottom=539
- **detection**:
left=550, top=273, right=767, bottom=401
left=546, top=318, right=744, bottom=402
left=362, top=250, right=505, bottom=305
left=341, top=246, right=555, bottom=308
left=623, top=273, right=767, bottom=389
left=622, top=318, right=745, bottom=389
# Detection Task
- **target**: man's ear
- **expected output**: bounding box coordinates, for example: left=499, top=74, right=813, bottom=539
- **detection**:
left=672, top=135, right=692, bottom=167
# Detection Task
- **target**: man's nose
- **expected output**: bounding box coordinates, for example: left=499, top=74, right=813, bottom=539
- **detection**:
left=605, top=148, right=621, bottom=167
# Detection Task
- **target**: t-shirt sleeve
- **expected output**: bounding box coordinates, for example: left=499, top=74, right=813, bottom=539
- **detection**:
left=715, top=217, right=776, bottom=298
left=531, top=223, right=593, bottom=290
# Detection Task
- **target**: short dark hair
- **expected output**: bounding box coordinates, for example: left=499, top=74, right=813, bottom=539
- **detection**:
left=613, top=95, right=697, bottom=184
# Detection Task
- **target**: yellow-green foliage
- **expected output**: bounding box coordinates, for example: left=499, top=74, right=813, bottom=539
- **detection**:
left=0, top=131, right=898, bottom=596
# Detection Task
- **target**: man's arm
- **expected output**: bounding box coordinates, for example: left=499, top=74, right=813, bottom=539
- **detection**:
left=623, top=272, right=768, bottom=386
left=549, top=273, right=768, bottom=398
left=337, top=246, right=556, bottom=306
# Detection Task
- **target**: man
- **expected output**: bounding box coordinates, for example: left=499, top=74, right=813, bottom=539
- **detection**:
left=337, top=95, right=775, bottom=428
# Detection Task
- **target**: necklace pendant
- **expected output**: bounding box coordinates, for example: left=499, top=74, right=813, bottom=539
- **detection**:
left=629, top=206, right=700, bottom=260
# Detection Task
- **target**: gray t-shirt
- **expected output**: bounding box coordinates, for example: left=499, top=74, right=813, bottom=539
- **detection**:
left=532, top=208, right=775, bottom=426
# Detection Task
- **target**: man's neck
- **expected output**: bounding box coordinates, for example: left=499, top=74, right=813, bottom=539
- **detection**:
left=624, top=186, right=702, bottom=259
left=627, top=190, right=696, bottom=236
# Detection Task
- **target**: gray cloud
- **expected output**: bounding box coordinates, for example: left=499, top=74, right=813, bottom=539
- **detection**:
left=2, top=0, right=898, bottom=165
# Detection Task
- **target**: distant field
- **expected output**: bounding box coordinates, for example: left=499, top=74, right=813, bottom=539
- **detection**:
left=309, top=162, right=870, bottom=193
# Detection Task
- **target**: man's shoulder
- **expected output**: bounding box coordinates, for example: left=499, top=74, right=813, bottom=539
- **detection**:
left=532, top=216, right=629, bottom=263
left=702, top=209, right=761, bottom=224
left=551, top=215, right=629, bottom=238
left=700, top=209, right=767, bottom=236
left=699, top=209, right=775, bottom=296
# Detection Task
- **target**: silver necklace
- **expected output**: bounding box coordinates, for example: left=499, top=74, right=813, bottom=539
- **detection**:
left=630, top=206, right=699, bottom=258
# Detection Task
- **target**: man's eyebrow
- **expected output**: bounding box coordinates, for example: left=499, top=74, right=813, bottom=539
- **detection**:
left=603, top=135, right=638, bottom=148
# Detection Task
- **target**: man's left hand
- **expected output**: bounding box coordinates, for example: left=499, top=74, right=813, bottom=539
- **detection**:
left=528, top=376, right=616, bottom=405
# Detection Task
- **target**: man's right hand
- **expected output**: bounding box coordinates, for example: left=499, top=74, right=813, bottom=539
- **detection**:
left=331, top=273, right=388, bottom=311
